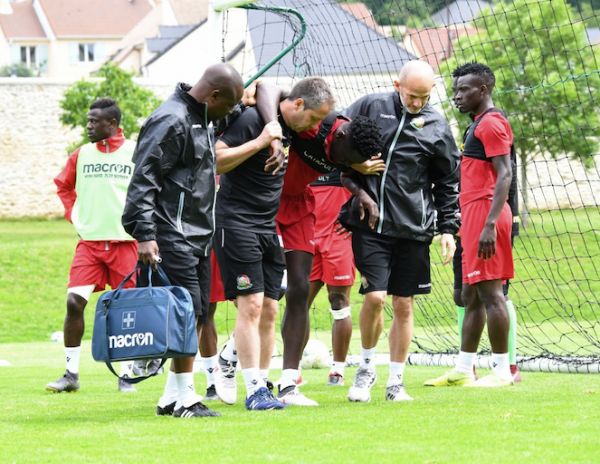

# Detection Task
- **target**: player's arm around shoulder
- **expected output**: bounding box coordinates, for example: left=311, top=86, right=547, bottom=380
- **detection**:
left=215, top=109, right=282, bottom=174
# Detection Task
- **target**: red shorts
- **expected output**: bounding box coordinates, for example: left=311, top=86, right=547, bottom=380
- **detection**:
left=310, top=232, right=355, bottom=286
left=460, top=200, right=514, bottom=285
left=276, top=191, right=316, bottom=254
left=209, top=249, right=226, bottom=303
left=68, top=240, right=138, bottom=292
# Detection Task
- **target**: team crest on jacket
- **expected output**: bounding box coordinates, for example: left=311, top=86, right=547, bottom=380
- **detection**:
left=237, top=274, right=253, bottom=290
left=410, top=116, right=425, bottom=130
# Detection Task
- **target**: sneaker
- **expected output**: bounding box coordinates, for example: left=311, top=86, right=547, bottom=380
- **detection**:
left=118, top=377, right=137, bottom=393
left=423, top=369, right=475, bottom=387
left=347, top=368, right=376, bottom=402
left=46, top=370, right=80, bottom=393
left=246, top=387, right=286, bottom=410
left=466, top=373, right=514, bottom=388
left=131, top=359, right=164, bottom=377
left=156, top=401, right=176, bottom=416
left=277, top=385, right=318, bottom=406
left=327, top=371, right=345, bottom=386
left=173, top=401, right=220, bottom=418
left=205, top=384, right=218, bottom=401
left=385, top=384, right=413, bottom=401
left=265, top=378, right=274, bottom=391
left=511, top=364, right=522, bottom=383
left=215, top=355, right=237, bottom=405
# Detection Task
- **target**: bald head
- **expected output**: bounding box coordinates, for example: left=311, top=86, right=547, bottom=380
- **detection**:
left=190, top=63, right=244, bottom=121
left=394, top=60, right=435, bottom=114
left=201, top=63, right=244, bottom=92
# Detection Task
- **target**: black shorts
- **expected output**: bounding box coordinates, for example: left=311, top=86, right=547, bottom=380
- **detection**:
left=137, top=250, right=210, bottom=321
left=453, top=237, right=511, bottom=297
left=214, top=228, right=285, bottom=300
left=352, top=227, right=431, bottom=297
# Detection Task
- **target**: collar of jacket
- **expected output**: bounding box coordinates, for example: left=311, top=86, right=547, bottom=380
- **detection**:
left=176, top=82, right=208, bottom=124
left=95, top=127, right=125, bottom=152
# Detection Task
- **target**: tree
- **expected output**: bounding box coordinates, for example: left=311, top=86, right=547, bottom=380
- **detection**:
left=60, top=64, right=161, bottom=151
left=439, top=0, right=600, bottom=223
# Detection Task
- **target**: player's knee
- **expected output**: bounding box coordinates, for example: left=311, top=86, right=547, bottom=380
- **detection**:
left=286, top=278, right=309, bottom=301
left=330, top=306, right=351, bottom=321
left=364, top=291, right=386, bottom=311
left=261, top=299, right=278, bottom=322
left=66, top=293, right=86, bottom=315
left=237, top=295, right=262, bottom=321
left=327, top=291, right=349, bottom=310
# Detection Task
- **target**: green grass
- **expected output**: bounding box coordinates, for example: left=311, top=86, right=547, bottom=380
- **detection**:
left=1, top=341, right=599, bottom=464
left=1, top=212, right=599, bottom=360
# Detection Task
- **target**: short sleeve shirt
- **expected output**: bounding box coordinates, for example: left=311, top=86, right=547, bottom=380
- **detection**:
left=460, top=112, right=513, bottom=207
left=216, top=107, right=287, bottom=233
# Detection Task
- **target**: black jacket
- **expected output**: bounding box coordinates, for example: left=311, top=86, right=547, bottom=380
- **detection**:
left=122, top=83, right=217, bottom=257
left=340, top=91, right=460, bottom=241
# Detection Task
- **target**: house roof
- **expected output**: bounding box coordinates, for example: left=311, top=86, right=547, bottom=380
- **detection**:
left=247, top=0, right=415, bottom=77
left=146, top=25, right=195, bottom=53
left=36, top=0, right=154, bottom=38
left=407, top=24, right=476, bottom=70
left=339, top=2, right=384, bottom=35
left=431, top=0, right=491, bottom=26
left=144, top=19, right=206, bottom=67
left=0, top=1, right=46, bottom=40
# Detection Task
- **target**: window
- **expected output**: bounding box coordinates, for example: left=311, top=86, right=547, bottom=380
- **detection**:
left=19, top=45, right=37, bottom=67
left=78, top=43, right=95, bottom=62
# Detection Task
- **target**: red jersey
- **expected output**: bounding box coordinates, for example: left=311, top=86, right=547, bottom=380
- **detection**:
left=281, top=117, right=345, bottom=196
left=459, top=111, right=513, bottom=209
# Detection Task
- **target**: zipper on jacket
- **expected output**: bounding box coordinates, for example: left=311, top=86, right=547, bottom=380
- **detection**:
left=176, top=191, right=185, bottom=234
left=420, top=189, right=426, bottom=228
left=206, top=109, right=217, bottom=256
left=377, top=112, right=407, bottom=234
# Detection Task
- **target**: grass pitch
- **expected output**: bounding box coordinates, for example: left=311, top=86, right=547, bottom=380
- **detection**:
left=1, top=341, right=600, bottom=464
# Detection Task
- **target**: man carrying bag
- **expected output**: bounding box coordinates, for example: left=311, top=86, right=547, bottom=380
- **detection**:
left=121, top=64, right=245, bottom=418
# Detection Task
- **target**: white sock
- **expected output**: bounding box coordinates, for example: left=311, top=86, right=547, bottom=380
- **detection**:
left=175, top=372, right=201, bottom=408
left=158, top=370, right=178, bottom=407
left=242, top=368, right=264, bottom=396
left=331, top=361, right=345, bottom=376
left=387, top=361, right=405, bottom=386
left=65, top=346, right=81, bottom=374
left=280, top=369, right=299, bottom=390
left=221, top=336, right=238, bottom=362
left=491, top=352, right=512, bottom=381
left=119, top=361, right=133, bottom=377
left=360, top=347, right=376, bottom=370
left=259, top=368, right=269, bottom=381
left=201, top=355, right=218, bottom=386
left=456, top=351, right=476, bottom=376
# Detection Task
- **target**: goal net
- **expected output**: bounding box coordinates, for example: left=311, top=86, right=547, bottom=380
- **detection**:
left=215, top=0, right=600, bottom=372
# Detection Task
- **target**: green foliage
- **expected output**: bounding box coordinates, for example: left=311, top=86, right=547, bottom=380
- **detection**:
left=439, top=0, right=600, bottom=171
left=0, top=63, right=35, bottom=77
left=60, top=64, right=161, bottom=151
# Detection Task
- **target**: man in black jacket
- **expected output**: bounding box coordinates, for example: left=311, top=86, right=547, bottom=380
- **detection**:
left=340, top=60, right=460, bottom=403
left=122, top=63, right=245, bottom=418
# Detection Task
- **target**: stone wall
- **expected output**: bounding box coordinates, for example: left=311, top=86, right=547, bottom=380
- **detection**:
left=0, top=78, right=598, bottom=218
